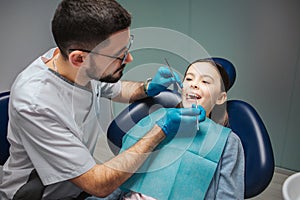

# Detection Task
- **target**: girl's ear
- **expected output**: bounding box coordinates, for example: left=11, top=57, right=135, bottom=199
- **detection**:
left=68, top=51, right=86, bottom=68
left=216, top=92, right=227, bottom=105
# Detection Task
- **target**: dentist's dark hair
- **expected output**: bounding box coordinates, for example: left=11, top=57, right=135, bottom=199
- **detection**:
left=52, top=0, right=132, bottom=59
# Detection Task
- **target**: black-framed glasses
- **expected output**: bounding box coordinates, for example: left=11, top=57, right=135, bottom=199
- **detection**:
left=69, top=35, right=134, bottom=65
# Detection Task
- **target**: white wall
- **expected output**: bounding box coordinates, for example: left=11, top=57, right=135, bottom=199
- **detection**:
left=0, top=0, right=60, bottom=91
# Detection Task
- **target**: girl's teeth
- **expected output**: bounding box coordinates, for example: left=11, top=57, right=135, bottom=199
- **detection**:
left=188, top=94, right=199, bottom=99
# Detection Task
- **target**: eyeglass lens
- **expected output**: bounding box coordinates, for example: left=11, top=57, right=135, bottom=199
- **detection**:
left=121, top=35, right=134, bottom=65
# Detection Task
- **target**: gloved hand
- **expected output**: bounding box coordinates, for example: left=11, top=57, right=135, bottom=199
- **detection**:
left=192, top=104, right=206, bottom=122
left=156, top=105, right=206, bottom=138
left=146, top=66, right=183, bottom=97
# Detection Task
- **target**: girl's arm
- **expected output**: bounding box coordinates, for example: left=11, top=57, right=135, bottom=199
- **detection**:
left=210, top=132, right=245, bottom=200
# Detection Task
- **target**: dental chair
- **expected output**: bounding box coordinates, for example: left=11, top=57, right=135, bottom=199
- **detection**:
left=107, top=90, right=275, bottom=198
left=0, top=91, right=10, bottom=165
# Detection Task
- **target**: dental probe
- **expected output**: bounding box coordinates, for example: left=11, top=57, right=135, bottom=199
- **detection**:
left=164, top=58, right=182, bottom=93
left=196, top=99, right=199, bottom=131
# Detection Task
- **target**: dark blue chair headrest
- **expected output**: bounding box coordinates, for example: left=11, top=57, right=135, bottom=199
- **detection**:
left=212, top=57, right=236, bottom=91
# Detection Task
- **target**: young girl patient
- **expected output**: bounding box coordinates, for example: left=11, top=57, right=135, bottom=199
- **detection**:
left=121, top=58, right=245, bottom=200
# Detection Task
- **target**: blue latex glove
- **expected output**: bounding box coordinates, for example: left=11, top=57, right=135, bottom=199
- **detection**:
left=156, top=106, right=206, bottom=137
left=147, top=66, right=183, bottom=97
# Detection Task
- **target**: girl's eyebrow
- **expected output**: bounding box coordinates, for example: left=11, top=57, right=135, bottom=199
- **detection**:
left=185, top=72, right=195, bottom=77
left=202, top=74, right=214, bottom=80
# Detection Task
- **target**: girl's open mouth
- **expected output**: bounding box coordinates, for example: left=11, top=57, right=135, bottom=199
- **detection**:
left=186, top=93, right=201, bottom=100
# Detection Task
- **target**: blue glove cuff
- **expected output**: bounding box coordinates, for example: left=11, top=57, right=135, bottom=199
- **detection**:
left=156, top=119, right=169, bottom=136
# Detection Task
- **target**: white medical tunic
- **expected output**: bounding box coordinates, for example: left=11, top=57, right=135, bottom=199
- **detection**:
left=0, top=48, right=121, bottom=199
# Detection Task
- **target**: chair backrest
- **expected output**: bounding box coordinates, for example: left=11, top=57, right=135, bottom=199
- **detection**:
left=0, top=91, right=10, bottom=165
left=227, top=99, right=274, bottom=198
left=107, top=90, right=274, bottom=199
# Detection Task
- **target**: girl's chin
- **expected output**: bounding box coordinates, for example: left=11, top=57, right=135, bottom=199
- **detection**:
left=182, top=99, right=204, bottom=109
left=182, top=101, right=194, bottom=108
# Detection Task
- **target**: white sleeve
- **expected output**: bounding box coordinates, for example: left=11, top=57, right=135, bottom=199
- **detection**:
left=99, top=81, right=121, bottom=99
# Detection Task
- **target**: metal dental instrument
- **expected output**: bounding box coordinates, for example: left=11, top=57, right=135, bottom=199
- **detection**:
left=164, top=58, right=182, bottom=93
left=196, top=99, right=199, bottom=130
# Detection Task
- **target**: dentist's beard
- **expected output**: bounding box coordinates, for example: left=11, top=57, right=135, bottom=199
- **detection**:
left=99, top=63, right=126, bottom=83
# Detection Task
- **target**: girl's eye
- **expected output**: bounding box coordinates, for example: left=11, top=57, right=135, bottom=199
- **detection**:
left=202, top=80, right=210, bottom=84
left=185, top=77, right=192, bottom=81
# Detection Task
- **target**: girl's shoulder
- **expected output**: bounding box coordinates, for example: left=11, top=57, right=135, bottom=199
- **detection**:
left=224, top=131, right=244, bottom=153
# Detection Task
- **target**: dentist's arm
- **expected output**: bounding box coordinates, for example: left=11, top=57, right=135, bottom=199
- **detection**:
left=71, top=125, right=165, bottom=197
left=70, top=106, right=204, bottom=198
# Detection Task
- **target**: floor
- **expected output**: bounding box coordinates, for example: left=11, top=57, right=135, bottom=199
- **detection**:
left=249, top=167, right=296, bottom=200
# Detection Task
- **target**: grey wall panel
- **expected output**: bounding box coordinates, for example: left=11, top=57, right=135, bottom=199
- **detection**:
left=0, top=0, right=299, bottom=170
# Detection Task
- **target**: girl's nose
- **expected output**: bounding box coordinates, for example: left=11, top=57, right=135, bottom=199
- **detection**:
left=191, top=81, right=200, bottom=89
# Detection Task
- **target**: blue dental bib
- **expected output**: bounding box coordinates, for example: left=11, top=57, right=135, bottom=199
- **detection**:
left=120, top=108, right=231, bottom=200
